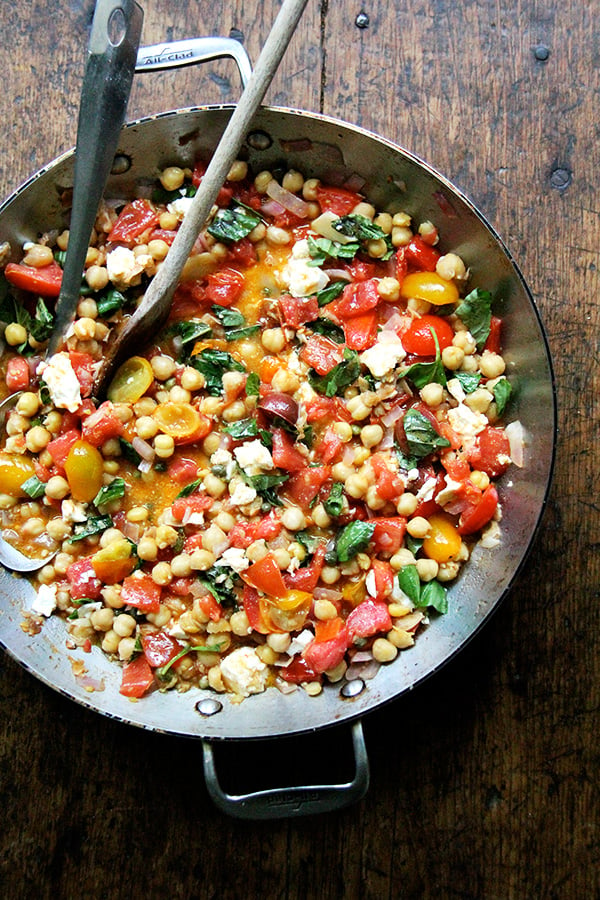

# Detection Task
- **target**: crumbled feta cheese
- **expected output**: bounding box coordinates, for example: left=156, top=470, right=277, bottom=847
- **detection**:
left=32, top=583, right=57, bottom=617
left=360, top=331, right=406, bottom=378
left=285, top=628, right=315, bottom=658
left=38, top=353, right=82, bottom=413
left=446, top=378, right=466, bottom=403
left=279, top=239, right=329, bottom=298
left=229, top=480, right=257, bottom=507
left=220, top=647, right=268, bottom=697
left=167, top=196, right=194, bottom=220
left=447, top=403, right=488, bottom=447
left=233, top=439, right=274, bottom=476
left=210, top=448, right=236, bottom=479
left=214, top=547, right=250, bottom=574
left=106, top=245, right=151, bottom=287
left=167, top=622, right=188, bottom=640
left=415, top=476, right=437, bottom=503
left=296, top=382, right=317, bottom=405
left=435, top=474, right=464, bottom=508
left=61, top=499, right=88, bottom=523
left=365, top=568, right=377, bottom=598
left=390, top=580, right=414, bottom=614
left=480, top=520, right=502, bottom=549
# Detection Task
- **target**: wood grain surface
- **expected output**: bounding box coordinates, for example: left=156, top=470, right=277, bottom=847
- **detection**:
left=0, top=1, right=597, bottom=898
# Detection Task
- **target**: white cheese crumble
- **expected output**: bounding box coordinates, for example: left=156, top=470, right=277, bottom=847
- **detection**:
left=106, top=245, right=152, bottom=287
left=365, top=568, right=377, bottom=598
left=38, top=353, right=82, bottom=413
left=447, top=403, right=488, bottom=448
left=167, top=196, right=194, bottom=220
left=233, top=439, right=275, bottom=476
left=390, top=580, right=414, bottom=614
left=360, top=331, right=406, bottom=378
left=434, top=474, right=464, bottom=508
left=32, top=583, right=57, bottom=617
left=446, top=377, right=466, bottom=403
left=210, top=448, right=236, bottom=479
left=61, top=499, right=88, bottom=523
left=229, top=480, right=258, bottom=507
left=220, top=647, right=268, bottom=697
left=415, top=476, right=438, bottom=503
left=214, top=547, right=250, bottom=574
left=279, top=239, right=329, bottom=298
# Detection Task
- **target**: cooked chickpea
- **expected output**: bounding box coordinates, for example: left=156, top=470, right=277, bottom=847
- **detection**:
left=265, top=225, right=291, bottom=246
left=85, top=265, right=109, bottom=292
left=312, top=503, right=332, bottom=529
left=360, top=423, right=383, bottom=448
left=146, top=604, right=171, bottom=627
left=436, top=252, right=467, bottom=282
left=266, top=632, right=292, bottom=653
left=281, top=506, right=306, bottom=531
left=190, top=548, right=216, bottom=571
left=90, top=607, right=115, bottom=632
left=159, top=211, right=179, bottom=231
left=464, top=387, right=493, bottom=414
left=37, top=565, right=56, bottom=585
left=230, top=610, right=252, bottom=636
left=136, top=416, right=159, bottom=440
left=134, top=397, right=157, bottom=417
left=321, top=566, right=341, bottom=585
left=77, top=297, right=98, bottom=318
left=118, top=637, right=136, bottom=661
left=374, top=212, right=393, bottom=234
left=345, top=472, right=369, bottom=499
left=5, top=322, right=27, bottom=346
left=261, top=327, right=286, bottom=353
left=441, top=345, right=465, bottom=370
left=333, top=421, right=353, bottom=442
left=151, top=355, right=176, bottom=381
left=406, top=516, right=431, bottom=539
left=377, top=277, right=400, bottom=302
left=221, top=400, right=247, bottom=422
left=437, top=561, right=461, bottom=582
left=148, top=239, right=169, bottom=261
left=416, top=558, right=439, bottom=581
left=6, top=413, right=28, bottom=436
left=214, top=510, right=235, bottom=532
left=227, top=159, right=248, bottom=182
left=365, top=485, right=386, bottom=510
left=137, top=537, right=158, bottom=561
left=420, top=382, right=444, bottom=408
left=346, top=396, right=371, bottom=421
left=470, top=469, right=490, bottom=490
left=45, top=475, right=70, bottom=500
left=204, top=473, right=226, bottom=498
left=392, top=225, right=412, bottom=247
left=25, top=426, right=51, bottom=453
left=246, top=539, right=268, bottom=563
left=452, top=331, right=477, bottom=354
left=352, top=201, right=375, bottom=220
left=113, top=613, right=137, bottom=638
left=270, top=368, right=300, bottom=393
left=101, top=630, right=121, bottom=654
left=331, top=462, right=353, bottom=482
left=254, top=171, right=273, bottom=193
left=367, top=238, right=388, bottom=258
left=15, top=392, right=39, bottom=417
left=23, top=243, right=54, bottom=267
left=372, top=638, right=399, bottom=663
left=73, top=317, right=97, bottom=340
left=272, top=547, right=291, bottom=570
left=303, top=177, right=320, bottom=201
left=47, top=518, right=72, bottom=541
left=314, top=598, right=338, bottom=621
left=479, top=350, right=506, bottom=378
left=203, top=432, right=221, bottom=455
left=160, top=165, right=185, bottom=191
left=151, top=561, right=173, bottom=585
left=101, top=586, right=124, bottom=609
left=154, top=434, right=175, bottom=458
left=180, top=366, right=205, bottom=391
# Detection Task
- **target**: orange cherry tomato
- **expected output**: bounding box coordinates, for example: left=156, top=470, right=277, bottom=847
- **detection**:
left=259, top=590, right=312, bottom=632
left=0, top=453, right=36, bottom=497
left=399, top=271, right=459, bottom=306
left=64, top=440, right=104, bottom=502
left=91, top=539, right=137, bottom=584
left=422, top=513, right=462, bottom=562
left=153, top=402, right=203, bottom=441
left=401, top=314, right=455, bottom=356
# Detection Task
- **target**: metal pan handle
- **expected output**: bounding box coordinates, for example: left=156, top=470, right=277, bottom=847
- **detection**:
left=201, top=720, right=370, bottom=820
left=135, top=36, right=252, bottom=88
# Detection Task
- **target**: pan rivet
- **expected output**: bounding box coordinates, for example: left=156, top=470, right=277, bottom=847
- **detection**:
left=355, top=12, right=369, bottom=29
left=247, top=130, right=272, bottom=151
left=111, top=154, right=132, bottom=175
left=340, top=678, right=366, bottom=698
left=195, top=698, right=223, bottom=716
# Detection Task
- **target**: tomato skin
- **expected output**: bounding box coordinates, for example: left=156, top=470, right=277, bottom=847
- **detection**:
left=119, top=654, right=155, bottom=698
left=279, top=294, right=319, bottom=329
left=404, top=235, right=441, bottom=271
left=242, top=552, right=288, bottom=599
left=168, top=457, right=199, bottom=484
left=343, top=310, right=378, bottom=351
left=65, top=440, right=104, bottom=502
left=316, top=427, right=343, bottom=464
left=314, top=616, right=344, bottom=643
left=204, top=268, right=245, bottom=307
left=304, top=395, right=352, bottom=424
left=468, top=426, right=511, bottom=478
left=283, top=544, right=327, bottom=592
left=6, top=357, right=30, bottom=392
left=68, top=351, right=97, bottom=398
left=142, top=631, right=181, bottom=668
left=484, top=316, right=503, bottom=354
left=121, top=574, right=162, bottom=613
left=4, top=261, right=63, bottom=297
left=242, top=585, right=270, bottom=634
left=302, top=627, right=349, bottom=674
left=401, top=314, right=455, bottom=356
left=299, top=335, right=343, bottom=375
left=81, top=401, right=123, bottom=446
left=371, top=560, right=395, bottom=600
left=66, top=557, right=103, bottom=600
left=192, top=161, right=234, bottom=207
left=422, top=512, right=462, bottom=562
left=346, top=600, right=392, bottom=641
left=46, top=429, right=80, bottom=469
left=279, top=655, right=321, bottom=683
left=370, top=517, right=407, bottom=555
left=170, top=493, right=214, bottom=522
left=271, top=428, right=306, bottom=472
left=370, top=454, right=404, bottom=501
left=286, top=465, right=330, bottom=506
left=316, top=185, right=362, bottom=216
left=330, top=279, right=380, bottom=319
left=399, top=271, right=459, bottom=306
left=108, top=199, right=159, bottom=243
left=458, top=485, right=499, bottom=535
left=196, top=592, right=223, bottom=622
left=225, top=237, right=257, bottom=267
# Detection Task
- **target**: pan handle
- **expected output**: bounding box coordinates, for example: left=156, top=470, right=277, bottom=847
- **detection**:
left=135, top=36, right=252, bottom=88
left=201, top=720, right=370, bottom=820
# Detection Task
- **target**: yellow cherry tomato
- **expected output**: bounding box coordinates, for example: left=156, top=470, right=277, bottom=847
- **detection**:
left=153, top=402, right=202, bottom=440
left=0, top=453, right=36, bottom=497
left=107, top=356, right=154, bottom=404
left=399, top=271, right=459, bottom=306
left=422, top=512, right=462, bottom=562
left=260, top=590, right=312, bottom=632
left=64, top=440, right=104, bottom=502
left=91, top=539, right=136, bottom=584
left=342, top=577, right=367, bottom=607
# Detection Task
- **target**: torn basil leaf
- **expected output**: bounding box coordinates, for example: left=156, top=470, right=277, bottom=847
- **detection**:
left=315, top=281, right=346, bottom=307
left=401, top=330, right=446, bottom=388
left=455, top=288, right=493, bottom=350
left=242, top=471, right=289, bottom=507
left=207, top=203, right=262, bottom=244
left=95, top=287, right=127, bottom=318
left=119, top=438, right=142, bottom=467
left=245, top=372, right=260, bottom=396
left=198, top=566, right=239, bottom=606
left=306, top=235, right=360, bottom=266
left=453, top=371, right=481, bottom=393
left=94, top=477, right=126, bottom=508
left=308, top=348, right=360, bottom=397
left=323, top=481, right=344, bottom=517
left=20, top=475, right=47, bottom=500
left=306, top=317, right=345, bottom=343
left=190, top=348, right=246, bottom=396
left=402, top=409, right=451, bottom=459
left=332, top=214, right=386, bottom=242
left=493, top=377, right=512, bottom=415
left=223, top=417, right=260, bottom=440
left=175, top=478, right=203, bottom=499
left=69, top=515, right=113, bottom=543
left=334, top=520, right=376, bottom=563
left=398, top=564, right=448, bottom=613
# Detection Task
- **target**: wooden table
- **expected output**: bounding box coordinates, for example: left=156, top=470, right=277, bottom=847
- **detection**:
left=0, top=1, right=595, bottom=897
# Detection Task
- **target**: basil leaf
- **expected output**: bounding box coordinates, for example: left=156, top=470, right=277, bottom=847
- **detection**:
left=223, top=417, right=259, bottom=440
left=493, top=377, right=512, bottom=415
left=211, top=304, right=246, bottom=329
left=93, top=477, right=126, bottom=508
left=198, top=566, right=239, bottom=606
left=453, top=371, right=481, bottom=393
left=191, top=348, right=246, bottom=396
left=207, top=203, right=262, bottom=243
left=170, top=319, right=212, bottom=349
left=397, top=565, right=422, bottom=604
left=151, top=183, right=196, bottom=205
left=245, top=372, right=260, bottom=396
left=419, top=580, right=448, bottom=614
left=29, top=298, right=54, bottom=343
left=243, top=472, right=289, bottom=507
left=175, top=478, right=203, bottom=499
left=96, top=286, right=127, bottom=317
left=401, top=330, right=446, bottom=388
left=306, top=317, right=345, bottom=343
left=455, top=288, right=493, bottom=350
left=20, top=475, right=47, bottom=500
left=225, top=325, right=260, bottom=342
left=315, top=281, right=345, bottom=307
left=69, top=514, right=113, bottom=542
left=334, top=520, right=376, bottom=563
left=119, top=438, right=141, bottom=466
left=295, top=530, right=323, bottom=555
left=332, top=214, right=386, bottom=242
left=156, top=639, right=225, bottom=680
left=308, top=348, right=360, bottom=398
left=306, top=235, right=360, bottom=266
left=402, top=409, right=451, bottom=458
left=323, top=481, right=344, bottom=517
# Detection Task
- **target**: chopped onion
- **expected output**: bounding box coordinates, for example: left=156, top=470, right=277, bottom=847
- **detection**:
left=313, top=587, right=343, bottom=603
left=266, top=179, right=310, bottom=218
left=260, top=200, right=285, bottom=218
left=138, top=458, right=153, bottom=474
left=381, top=404, right=405, bottom=428
left=121, top=521, right=141, bottom=542
left=378, top=426, right=395, bottom=450
left=132, top=436, right=155, bottom=462
left=505, top=420, right=526, bottom=467
left=323, top=268, right=352, bottom=282
left=346, top=659, right=381, bottom=681
left=275, top=678, right=298, bottom=694
left=382, top=312, right=405, bottom=332
left=343, top=173, right=366, bottom=193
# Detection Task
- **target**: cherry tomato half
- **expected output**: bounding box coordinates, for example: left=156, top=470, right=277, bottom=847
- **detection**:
left=401, top=314, right=455, bottom=356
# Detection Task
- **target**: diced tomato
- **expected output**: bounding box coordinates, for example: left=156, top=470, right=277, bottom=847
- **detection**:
left=47, top=428, right=81, bottom=468
left=343, top=310, right=378, bottom=351
left=302, top=626, right=349, bottom=673
left=170, top=577, right=196, bottom=597
left=227, top=522, right=256, bottom=549
left=142, top=631, right=182, bottom=668
left=329, top=279, right=380, bottom=319
left=286, top=465, right=331, bottom=506
left=170, top=493, right=214, bottom=522
left=241, top=552, right=288, bottom=599
left=81, top=401, right=123, bottom=446
left=33, top=460, right=51, bottom=483
left=458, top=485, right=499, bottom=535
left=484, top=316, right=503, bottom=354
left=441, top=452, right=471, bottom=482
left=284, top=544, right=326, bottom=592
left=370, top=517, right=407, bottom=555
left=278, top=655, right=321, bottom=683
left=232, top=182, right=263, bottom=210
left=242, top=584, right=270, bottom=634
left=401, top=314, right=455, bottom=356
left=278, top=294, right=319, bottom=329
left=468, top=426, right=511, bottom=478
left=346, top=600, right=392, bottom=641
left=314, top=616, right=345, bottom=643
left=6, top=357, right=30, bottom=392
left=316, top=427, right=343, bottom=464
left=271, top=428, right=306, bottom=472
left=412, top=470, right=447, bottom=519
left=204, top=268, right=245, bottom=307
left=148, top=228, right=177, bottom=246
left=68, top=351, right=96, bottom=398
left=108, top=199, right=159, bottom=243
left=304, top=395, right=352, bottom=424
left=254, top=511, right=282, bottom=541
left=4, top=261, right=63, bottom=297
left=395, top=246, right=409, bottom=285
left=191, top=161, right=234, bottom=207
left=121, top=573, right=162, bottom=613
left=196, top=592, right=222, bottom=622
left=119, top=654, right=155, bottom=698
left=168, top=284, right=206, bottom=321
left=299, top=334, right=344, bottom=375
left=345, top=258, right=378, bottom=282
left=316, top=185, right=362, bottom=216
left=404, top=235, right=440, bottom=271
left=168, top=456, right=199, bottom=484
left=370, top=560, right=395, bottom=601
left=183, top=533, right=204, bottom=553
left=370, top=454, right=404, bottom=501
left=66, top=557, right=103, bottom=600
left=225, top=238, right=258, bottom=268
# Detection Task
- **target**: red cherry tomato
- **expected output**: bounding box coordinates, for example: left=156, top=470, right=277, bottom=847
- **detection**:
left=468, top=427, right=511, bottom=478
left=401, top=314, right=455, bottom=356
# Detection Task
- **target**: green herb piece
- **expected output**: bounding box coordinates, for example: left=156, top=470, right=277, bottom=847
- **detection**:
left=295, top=530, right=323, bottom=555
left=207, top=203, right=262, bottom=244
left=315, top=281, right=346, bottom=307
left=242, top=471, right=289, bottom=507
left=93, top=477, right=126, bottom=508
left=119, top=438, right=142, bottom=467
left=190, top=348, right=246, bottom=396
left=306, top=317, right=345, bottom=343
left=29, top=298, right=54, bottom=343
left=96, top=287, right=127, bottom=318
left=397, top=564, right=448, bottom=614
left=175, top=478, right=203, bottom=499
left=453, top=371, right=481, bottom=393
left=397, top=564, right=422, bottom=604
left=245, top=372, right=260, bottom=396
left=68, top=515, right=113, bottom=543
left=334, top=520, right=376, bottom=563
left=198, top=567, right=239, bottom=606
left=156, top=640, right=226, bottom=679
left=420, top=580, right=448, bottom=614
left=323, top=482, right=345, bottom=517
left=225, top=325, right=260, bottom=342
left=20, top=475, right=47, bottom=500
left=493, top=377, right=512, bottom=415
left=308, top=348, right=360, bottom=397
left=402, top=409, right=451, bottom=459
left=332, top=214, right=387, bottom=242
left=211, top=304, right=246, bottom=329
left=306, top=235, right=360, bottom=266
left=401, top=330, right=446, bottom=388
left=151, top=183, right=196, bottom=205
left=54, top=249, right=67, bottom=266
left=223, top=417, right=259, bottom=440
left=455, top=288, right=493, bottom=350
left=169, top=319, right=212, bottom=350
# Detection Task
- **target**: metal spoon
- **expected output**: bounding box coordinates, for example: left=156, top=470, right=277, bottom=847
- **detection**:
left=92, top=0, right=310, bottom=398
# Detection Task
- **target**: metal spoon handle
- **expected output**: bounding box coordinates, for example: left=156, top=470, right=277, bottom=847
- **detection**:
left=49, top=0, right=143, bottom=356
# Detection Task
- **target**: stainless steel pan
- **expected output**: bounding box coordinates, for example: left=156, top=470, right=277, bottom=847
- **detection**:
left=0, top=36, right=556, bottom=818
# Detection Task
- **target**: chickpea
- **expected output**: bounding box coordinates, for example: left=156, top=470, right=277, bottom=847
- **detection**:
left=272, top=547, right=291, bottom=570
left=101, top=630, right=121, bottom=654
left=90, top=607, right=115, bottom=632
left=464, top=387, right=493, bottom=414
left=151, top=561, right=173, bottom=585
left=261, top=327, right=286, bottom=353
left=479, top=350, right=506, bottom=378
left=77, top=297, right=98, bottom=318
left=282, top=169, right=304, bottom=193
left=203, top=432, right=221, bottom=456
left=420, top=382, right=444, bottom=408
left=214, top=510, right=235, bottom=532
left=73, top=317, right=97, bottom=340
left=406, top=516, right=431, bottom=539
left=180, top=366, right=205, bottom=391
left=270, top=368, right=300, bottom=393
left=170, top=553, right=192, bottom=577
left=154, top=434, right=175, bottom=459
left=159, top=211, right=179, bottom=231
left=246, top=539, right=269, bottom=563
left=333, top=421, right=353, bottom=442
left=113, top=613, right=137, bottom=638
left=254, top=170, right=273, bottom=193
left=227, top=159, right=248, bottom=182
left=266, top=632, right=292, bottom=653
left=25, top=425, right=51, bottom=453
left=314, top=598, right=338, bottom=620
left=441, top=345, right=465, bottom=370
left=345, top=472, right=369, bottom=499
left=190, top=548, right=216, bottom=571
left=15, top=392, right=39, bottom=417
left=302, top=177, right=320, bottom=201
left=136, top=416, right=159, bottom=440
left=392, top=225, right=412, bottom=247
left=4, top=322, right=27, bottom=346
left=160, top=165, right=185, bottom=191
left=23, top=243, right=54, bottom=267
left=204, top=473, right=226, bottom=498
left=367, top=238, right=388, bottom=258
left=377, top=277, right=401, bottom=302
left=321, top=566, right=341, bottom=585
left=221, top=400, right=247, bottom=422
left=265, top=225, right=291, bottom=246
left=453, top=331, right=477, bottom=354
left=436, top=252, right=467, bottom=282
left=416, top=558, right=439, bottom=581
left=137, top=537, right=158, bottom=561
left=85, top=265, right=109, bottom=292
left=352, top=201, right=375, bottom=219
left=45, top=475, right=70, bottom=500
left=312, top=503, right=331, bottom=529
left=118, top=637, right=136, bottom=661
left=281, top=506, right=306, bottom=531
left=147, top=239, right=169, bottom=261
left=37, top=565, right=56, bottom=585
left=151, top=355, right=176, bottom=381
left=230, top=610, right=252, bottom=636
left=47, top=518, right=72, bottom=541
left=360, top=423, right=383, bottom=448
left=372, top=638, right=399, bottom=663
left=365, top=485, right=386, bottom=510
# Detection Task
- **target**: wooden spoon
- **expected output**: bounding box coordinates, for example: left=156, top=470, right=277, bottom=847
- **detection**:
left=92, top=0, right=310, bottom=399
